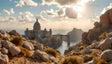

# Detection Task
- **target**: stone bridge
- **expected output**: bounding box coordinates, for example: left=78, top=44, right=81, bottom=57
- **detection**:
left=53, top=34, right=70, bottom=46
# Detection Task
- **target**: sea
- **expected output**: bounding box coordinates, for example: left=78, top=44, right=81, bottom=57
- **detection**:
left=56, top=41, right=79, bottom=54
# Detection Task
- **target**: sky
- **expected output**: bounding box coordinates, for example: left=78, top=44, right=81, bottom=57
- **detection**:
left=0, top=0, right=112, bottom=35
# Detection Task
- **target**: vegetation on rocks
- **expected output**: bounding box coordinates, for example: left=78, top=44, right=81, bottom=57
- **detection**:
left=11, top=36, right=23, bottom=46
left=61, top=56, right=83, bottom=64
left=44, top=48, right=58, bottom=57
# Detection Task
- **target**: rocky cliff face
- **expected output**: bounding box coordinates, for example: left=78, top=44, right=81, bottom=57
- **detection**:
left=67, top=28, right=83, bottom=42
left=64, top=8, right=112, bottom=64
left=82, top=8, right=112, bottom=44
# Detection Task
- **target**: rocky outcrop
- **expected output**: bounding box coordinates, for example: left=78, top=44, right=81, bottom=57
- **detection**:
left=9, top=30, right=21, bottom=36
left=67, top=28, right=83, bottom=42
left=82, top=9, right=112, bottom=44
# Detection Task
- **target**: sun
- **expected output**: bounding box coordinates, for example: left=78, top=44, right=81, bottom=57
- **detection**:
left=73, top=5, right=83, bottom=12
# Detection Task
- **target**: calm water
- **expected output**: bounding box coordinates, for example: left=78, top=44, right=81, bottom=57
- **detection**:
left=57, top=41, right=79, bottom=54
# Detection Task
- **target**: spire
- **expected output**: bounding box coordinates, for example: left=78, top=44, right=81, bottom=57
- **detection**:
left=36, top=18, right=38, bottom=22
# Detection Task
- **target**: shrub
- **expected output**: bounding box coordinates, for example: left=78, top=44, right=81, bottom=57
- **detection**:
left=44, top=48, right=58, bottom=57
left=97, top=59, right=108, bottom=64
left=72, top=52, right=82, bottom=56
left=99, top=32, right=107, bottom=40
left=20, top=47, right=31, bottom=57
left=11, top=36, right=23, bottom=46
left=91, top=50, right=102, bottom=57
left=61, top=56, right=83, bottom=64
left=79, top=46, right=85, bottom=50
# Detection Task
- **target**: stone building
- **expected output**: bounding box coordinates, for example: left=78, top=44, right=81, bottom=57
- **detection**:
left=25, top=18, right=52, bottom=40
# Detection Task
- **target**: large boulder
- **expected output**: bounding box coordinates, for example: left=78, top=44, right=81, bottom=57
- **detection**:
left=9, top=30, right=21, bottom=36
left=35, top=43, right=43, bottom=50
left=1, top=47, right=8, bottom=54
left=9, top=46, right=21, bottom=56
left=0, top=52, right=9, bottom=64
left=98, top=38, right=112, bottom=50
left=100, top=49, right=112, bottom=61
left=23, top=41, right=34, bottom=50
left=32, top=50, right=50, bottom=62
left=1, top=40, right=14, bottom=49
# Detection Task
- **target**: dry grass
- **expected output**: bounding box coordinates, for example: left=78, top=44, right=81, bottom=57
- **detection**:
left=44, top=48, right=58, bottom=57
left=61, top=56, right=83, bottom=64
left=20, top=47, right=32, bottom=57
left=97, top=59, right=108, bottom=64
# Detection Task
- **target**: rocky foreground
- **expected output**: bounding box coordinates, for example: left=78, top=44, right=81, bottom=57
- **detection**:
left=0, top=30, right=64, bottom=64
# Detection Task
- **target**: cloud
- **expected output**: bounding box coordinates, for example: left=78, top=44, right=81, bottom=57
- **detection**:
left=10, top=8, right=15, bottom=14
left=18, top=11, right=34, bottom=22
left=0, top=16, right=17, bottom=22
left=65, top=7, right=78, bottom=18
left=101, top=3, right=112, bottom=14
left=41, top=9, right=56, bottom=16
left=3, top=9, right=10, bottom=15
left=41, top=7, right=78, bottom=19
left=42, top=0, right=95, bottom=6
left=36, top=15, right=48, bottom=21
left=16, top=0, right=38, bottom=7
left=2, top=8, right=15, bottom=15
left=57, top=8, right=65, bottom=16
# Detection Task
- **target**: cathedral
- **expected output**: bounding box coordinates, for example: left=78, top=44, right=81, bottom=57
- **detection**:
left=25, top=18, right=52, bottom=39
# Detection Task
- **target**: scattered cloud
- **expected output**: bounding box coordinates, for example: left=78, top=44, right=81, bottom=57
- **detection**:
left=41, top=9, right=56, bottom=16
left=3, top=9, right=10, bottom=15
left=10, top=8, right=15, bottom=14
left=18, top=11, right=34, bottom=22
left=16, top=0, right=38, bottom=7
left=0, top=16, right=17, bottom=22
left=101, top=3, right=112, bottom=14
left=2, top=8, right=15, bottom=15
left=36, top=15, right=48, bottom=21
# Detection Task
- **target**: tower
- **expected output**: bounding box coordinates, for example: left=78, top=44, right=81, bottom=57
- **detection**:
left=49, top=29, right=52, bottom=35
left=33, top=18, right=41, bottom=31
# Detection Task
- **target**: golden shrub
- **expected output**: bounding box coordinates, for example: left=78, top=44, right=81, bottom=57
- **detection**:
left=20, top=47, right=31, bottom=57
left=44, top=48, right=58, bottom=57
left=11, top=36, right=23, bottom=46
left=61, top=56, right=83, bottom=64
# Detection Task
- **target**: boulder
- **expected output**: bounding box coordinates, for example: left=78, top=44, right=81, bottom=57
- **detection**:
left=36, top=43, right=43, bottom=50
left=88, top=42, right=99, bottom=49
left=98, top=38, right=112, bottom=50
left=9, top=30, right=20, bottom=36
left=100, top=49, right=112, bottom=61
left=84, top=55, right=92, bottom=62
left=83, top=48, right=91, bottom=54
left=9, top=46, right=21, bottom=56
left=87, top=60, right=97, bottom=64
left=0, top=52, right=9, bottom=64
left=23, top=41, right=34, bottom=50
left=1, top=48, right=8, bottom=54
left=33, top=50, right=50, bottom=62
left=1, top=40, right=14, bottom=49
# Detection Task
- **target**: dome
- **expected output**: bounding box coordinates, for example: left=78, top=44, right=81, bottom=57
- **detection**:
left=33, top=19, right=41, bottom=30
left=34, top=19, right=40, bottom=26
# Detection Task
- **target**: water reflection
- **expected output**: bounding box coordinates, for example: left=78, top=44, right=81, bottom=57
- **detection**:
left=57, top=41, right=78, bottom=54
